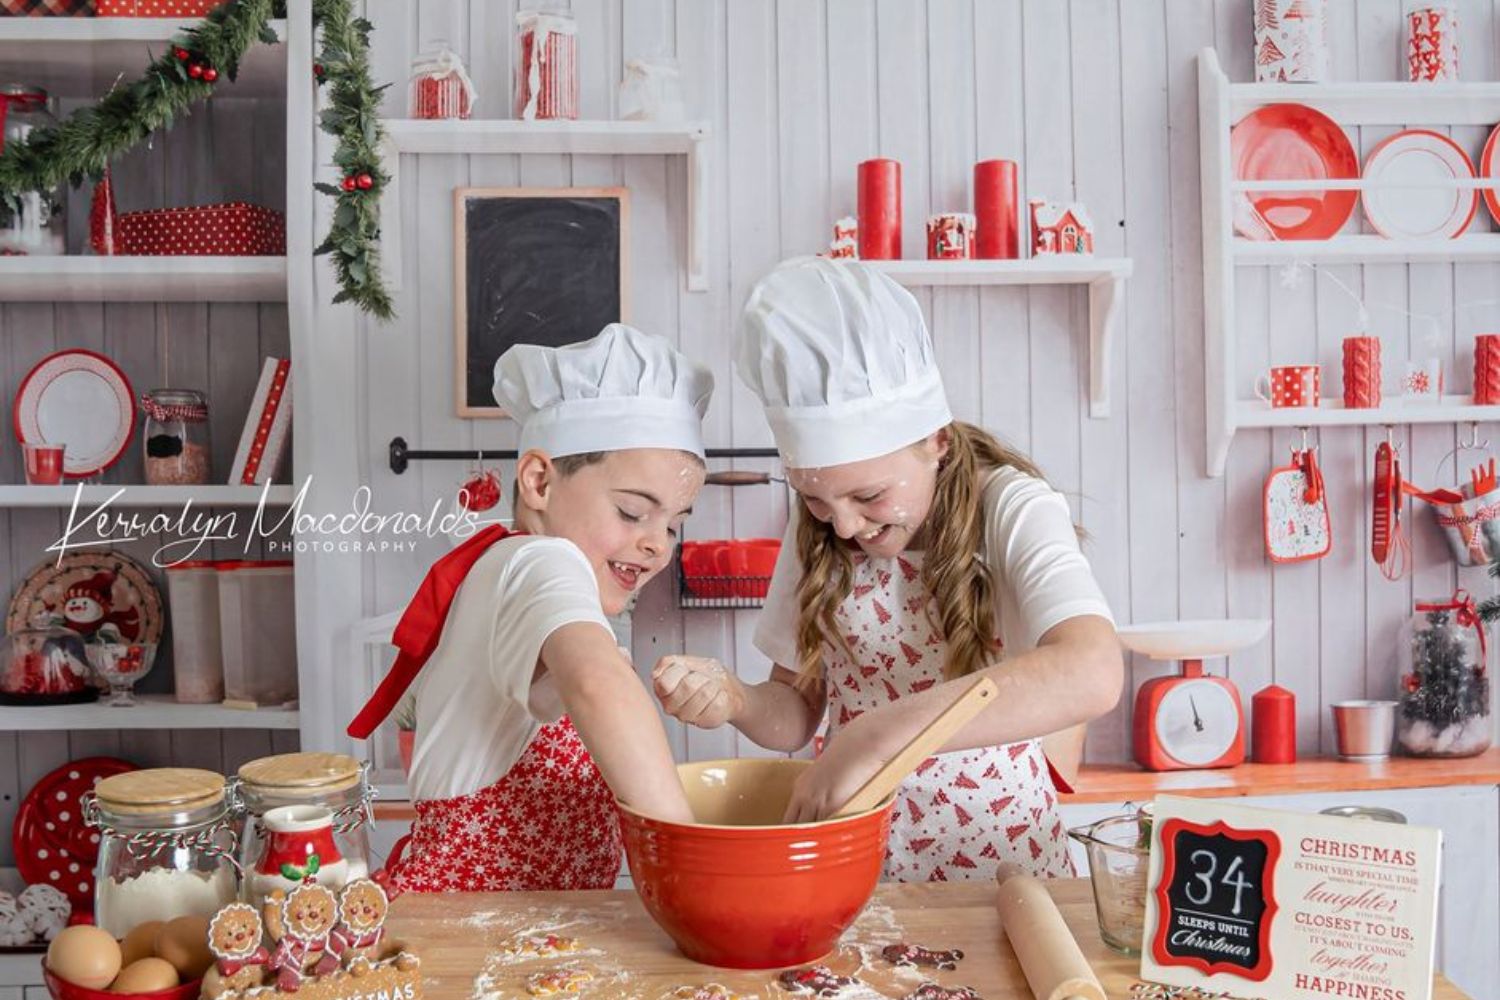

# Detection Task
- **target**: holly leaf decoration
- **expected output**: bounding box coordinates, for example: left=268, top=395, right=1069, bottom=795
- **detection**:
left=280, top=862, right=303, bottom=881
left=306, top=854, right=321, bottom=876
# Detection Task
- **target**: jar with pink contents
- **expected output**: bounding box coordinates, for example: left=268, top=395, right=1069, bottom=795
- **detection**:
left=142, top=389, right=209, bottom=485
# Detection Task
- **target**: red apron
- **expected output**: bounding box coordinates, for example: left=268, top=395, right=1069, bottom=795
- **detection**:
left=349, top=524, right=623, bottom=894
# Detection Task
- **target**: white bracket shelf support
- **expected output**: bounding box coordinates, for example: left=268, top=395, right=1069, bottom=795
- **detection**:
left=867, top=259, right=1132, bottom=419
left=377, top=119, right=711, bottom=293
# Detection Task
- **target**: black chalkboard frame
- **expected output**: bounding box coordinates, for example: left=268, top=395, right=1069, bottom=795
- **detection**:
left=453, top=186, right=632, bottom=418
left=1150, top=816, right=1280, bottom=983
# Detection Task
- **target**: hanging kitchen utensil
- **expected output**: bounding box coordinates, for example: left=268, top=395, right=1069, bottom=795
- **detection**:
left=1373, top=438, right=1407, bottom=580
left=1264, top=444, right=1332, bottom=563
left=1425, top=425, right=1500, bottom=567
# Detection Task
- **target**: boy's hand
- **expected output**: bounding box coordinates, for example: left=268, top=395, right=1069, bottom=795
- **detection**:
left=652, top=655, right=745, bottom=729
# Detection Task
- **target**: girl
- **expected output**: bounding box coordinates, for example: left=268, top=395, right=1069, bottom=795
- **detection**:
left=654, top=259, right=1121, bottom=881
left=350, top=324, right=711, bottom=892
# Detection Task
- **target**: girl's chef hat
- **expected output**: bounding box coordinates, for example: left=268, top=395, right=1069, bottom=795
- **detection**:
left=737, top=257, right=952, bottom=468
left=494, top=323, right=714, bottom=459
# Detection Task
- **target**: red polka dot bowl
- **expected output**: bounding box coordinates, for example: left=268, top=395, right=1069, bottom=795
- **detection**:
left=617, top=758, right=894, bottom=969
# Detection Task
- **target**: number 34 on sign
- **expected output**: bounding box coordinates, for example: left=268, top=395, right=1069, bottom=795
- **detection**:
left=1141, top=795, right=1442, bottom=1000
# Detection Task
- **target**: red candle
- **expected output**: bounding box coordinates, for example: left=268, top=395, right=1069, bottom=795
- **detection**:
left=1475, top=334, right=1500, bottom=405
left=1342, top=336, right=1382, bottom=409
left=858, top=159, right=902, bottom=260
left=974, top=159, right=1019, bottom=259
left=1251, top=684, right=1297, bottom=764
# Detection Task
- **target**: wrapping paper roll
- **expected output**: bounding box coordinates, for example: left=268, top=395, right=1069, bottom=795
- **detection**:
left=996, top=865, right=1105, bottom=1000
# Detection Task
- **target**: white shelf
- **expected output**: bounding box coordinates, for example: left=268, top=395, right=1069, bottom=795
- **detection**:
left=870, top=258, right=1132, bottom=419
left=1228, top=78, right=1500, bottom=127
left=0, top=695, right=298, bottom=731
left=0, top=257, right=287, bottom=302
left=1236, top=397, right=1500, bottom=429
left=0, top=18, right=287, bottom=100
left=379, top=119, right=713, bottom=292
left=1233, top=234, right=1500, bottom=266
left=0, top=484, right=295, bottom=508
left=1198, top=47, right=1500, bottom=475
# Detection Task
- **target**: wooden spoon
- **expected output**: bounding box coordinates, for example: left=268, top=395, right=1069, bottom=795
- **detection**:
left=830, top=675, right=998, bottom=818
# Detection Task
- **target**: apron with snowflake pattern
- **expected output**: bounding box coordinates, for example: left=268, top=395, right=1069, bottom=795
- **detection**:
left=348, top=523, right=623, bottom=894
left=826, top=551, right=1074, bottom=882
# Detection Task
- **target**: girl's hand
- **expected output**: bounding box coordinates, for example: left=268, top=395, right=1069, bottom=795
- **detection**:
left=781, top=721, right=886, bottom=824
left=652, top=656, right=746, bottom=730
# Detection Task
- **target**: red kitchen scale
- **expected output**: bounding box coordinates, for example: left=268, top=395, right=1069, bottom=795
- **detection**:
left=1120, top=620, right=1271, bottom=772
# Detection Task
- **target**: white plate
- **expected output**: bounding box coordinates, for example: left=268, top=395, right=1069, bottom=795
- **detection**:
left=1362, top=128, right=1477, bottom=240
left=1117, top=619, right=1272, bottom=661
left=13, top=349, right=136, bottom=478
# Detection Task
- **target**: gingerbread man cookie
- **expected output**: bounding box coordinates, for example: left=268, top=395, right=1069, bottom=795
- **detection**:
left=903, top=985, right=982, bottom=1000
left=526, top=966, right=594, bottom=996
left=265, top=883, right=341, bottom=992
left=881, top=943, right=965, bottom=971
left=331, top=880, right=389, bottom=973
left=506, top=933, right=582, bottom=960
left=203, top=903, right=271, bottom=999
left=776, top=966, right=858, bottom=996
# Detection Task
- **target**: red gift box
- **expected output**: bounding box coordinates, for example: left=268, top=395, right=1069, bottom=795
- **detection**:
left=109, top=202, right=285, bottom=256
left=95, top=0, right=221, bottom=14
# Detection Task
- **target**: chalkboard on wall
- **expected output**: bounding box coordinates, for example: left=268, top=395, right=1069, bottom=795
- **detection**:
left=454, top=187, right=631, bottom=417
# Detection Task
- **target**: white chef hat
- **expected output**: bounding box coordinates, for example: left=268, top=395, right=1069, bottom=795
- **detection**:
left=494, top=324, right=713, bottom=459
left=736, top=257, right=952, bottom=468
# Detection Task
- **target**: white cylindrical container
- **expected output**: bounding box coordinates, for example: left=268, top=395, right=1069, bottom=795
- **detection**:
left=1253, top=0, right=1330, bottom=83
left=217, top=561, right=297, bottom=708
left=166, top=561, right=223, bottom=704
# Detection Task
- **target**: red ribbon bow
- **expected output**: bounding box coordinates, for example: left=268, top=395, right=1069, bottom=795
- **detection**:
left=1415, top=589, right=1488, bottom=665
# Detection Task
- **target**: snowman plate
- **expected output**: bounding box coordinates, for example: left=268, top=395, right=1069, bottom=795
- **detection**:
left=6, top=550, right=163, bottom=646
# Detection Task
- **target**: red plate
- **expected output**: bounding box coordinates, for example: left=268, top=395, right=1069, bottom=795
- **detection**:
left=14, top=757, right=137, bottom=914
left=12, top=349, right=136, bottom=479
left=1481, top=123, right=1500, bottom=228
left=1231, top=103, right=1359, bottom=240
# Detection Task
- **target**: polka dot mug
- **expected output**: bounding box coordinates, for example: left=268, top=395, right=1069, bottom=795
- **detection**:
left=1255, top=364, right=1321, bottom=409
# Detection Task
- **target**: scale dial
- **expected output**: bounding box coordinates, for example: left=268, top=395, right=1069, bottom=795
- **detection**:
left=1155, top=680, right=1241, bottom=766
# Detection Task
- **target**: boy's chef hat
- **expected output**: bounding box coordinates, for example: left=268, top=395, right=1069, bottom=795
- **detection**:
left=494, top=324, right=713, bottom=459
left=737, top=257, right=952, bottom=468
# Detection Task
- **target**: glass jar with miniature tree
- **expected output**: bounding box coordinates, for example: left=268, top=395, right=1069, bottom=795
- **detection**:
left=1399, top=591, right=1492, bottom=757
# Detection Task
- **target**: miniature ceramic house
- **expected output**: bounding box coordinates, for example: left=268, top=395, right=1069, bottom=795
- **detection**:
left=1029, top=198, right=1094, bottom=256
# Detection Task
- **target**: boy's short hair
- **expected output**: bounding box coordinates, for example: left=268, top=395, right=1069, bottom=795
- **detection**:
left=509, top=450, right=705, bottom=510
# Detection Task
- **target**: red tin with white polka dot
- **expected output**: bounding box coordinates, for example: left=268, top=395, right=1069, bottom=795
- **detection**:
left=13, top=757, right=137, bottom=915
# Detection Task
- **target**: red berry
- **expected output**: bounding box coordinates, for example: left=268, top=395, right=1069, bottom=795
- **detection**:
left=202, top=67, right=218, bottom=82
left=187, top=63, right=204, bottom=79
left=313, top=63, right=325, bottom=77
left=355, top=173, right=374, bottom=190
left=341, top=176, right=357, bottom=192
left=175, top=47, right=190, bottom=61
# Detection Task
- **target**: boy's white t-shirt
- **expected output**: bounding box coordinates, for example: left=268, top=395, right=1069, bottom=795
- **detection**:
left=754, top=465, right=1114, bottom=668
left=406, top=534, right=613, bottom=802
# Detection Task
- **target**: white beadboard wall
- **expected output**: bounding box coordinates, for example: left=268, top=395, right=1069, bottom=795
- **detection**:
left=345, top=0, right=1500, bottom=775
left=0, top=98, right=296, bottom=867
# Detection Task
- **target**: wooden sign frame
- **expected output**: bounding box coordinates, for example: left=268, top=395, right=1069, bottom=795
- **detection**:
left=453, top=186, right=632, bottom=419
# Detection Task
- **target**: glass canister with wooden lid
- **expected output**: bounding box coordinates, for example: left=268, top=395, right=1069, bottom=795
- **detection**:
left=84, top=768, right=239, bottom=937
left=234, top=752, right=373, bottom=907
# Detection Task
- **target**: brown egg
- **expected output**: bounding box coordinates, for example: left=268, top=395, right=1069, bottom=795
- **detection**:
left=46, top=925, right=123, bottom=990
left=153, top=915, right=213, bottom=981
left=119, top=922, right=164, bottom=967
left=110, top=958, right=180, bottom=994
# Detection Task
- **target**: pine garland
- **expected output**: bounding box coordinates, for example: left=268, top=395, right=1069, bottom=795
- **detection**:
left=0, top=0, right=394, bottom=320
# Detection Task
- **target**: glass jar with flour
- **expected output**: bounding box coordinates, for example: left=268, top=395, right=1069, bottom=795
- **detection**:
left=84, top=768, right=239, bottom=937
left=233, top=752, right=373, bottom=908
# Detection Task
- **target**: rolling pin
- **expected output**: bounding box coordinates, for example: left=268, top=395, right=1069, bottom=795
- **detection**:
left=996, top=864, right=1106, bottom=1000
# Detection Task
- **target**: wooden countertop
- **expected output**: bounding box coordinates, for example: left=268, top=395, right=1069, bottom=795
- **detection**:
left=1059, top=748, right=1500, bottom=804
left=373, top=750, right=1500, bottom=821
left=389, top=878, right=1470, bottom=999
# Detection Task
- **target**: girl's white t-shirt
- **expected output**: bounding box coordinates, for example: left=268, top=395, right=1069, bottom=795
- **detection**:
left=754, top=465, right=1114, bottom=669
left=406, top=534, right=612, bottom=802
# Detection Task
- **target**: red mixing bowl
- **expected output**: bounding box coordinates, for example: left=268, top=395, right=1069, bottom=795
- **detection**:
left=618, top=758, right=894, bottom=969
left=43, top=963, right=203, bottom=1000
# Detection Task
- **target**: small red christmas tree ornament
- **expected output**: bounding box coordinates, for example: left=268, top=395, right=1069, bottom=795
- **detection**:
left=90, top=168, right=116, bottom=256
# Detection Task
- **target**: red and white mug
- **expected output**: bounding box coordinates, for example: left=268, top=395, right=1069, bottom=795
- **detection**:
left=1255, top=364, right=1321, bottom=408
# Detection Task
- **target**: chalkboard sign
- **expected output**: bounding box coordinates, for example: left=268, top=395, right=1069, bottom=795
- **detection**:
left=454, top=187, right=630, bottom=417
left=1150, top=817, right=1279, bottom=982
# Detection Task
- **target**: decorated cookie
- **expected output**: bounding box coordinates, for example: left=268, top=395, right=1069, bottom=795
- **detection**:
left=526, top=966, right=594, bottom=996
left=18, top=884, right=70, bottom=941
left=903, top=985, right=982, bottom=1000
left=204, top=903, right=271, bottom=999
left=881, top=943, right=964, bottom=971
left=671, top=986, right=743, bottom=1000
left=776, top=966, right=858, bottom=996
left=332, top=880, right=389, bottom=972
left=506, top=933, right=582, bottom=960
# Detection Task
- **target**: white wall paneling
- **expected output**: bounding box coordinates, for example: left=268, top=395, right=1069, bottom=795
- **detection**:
left=305, top=0, right=1500, bottom=780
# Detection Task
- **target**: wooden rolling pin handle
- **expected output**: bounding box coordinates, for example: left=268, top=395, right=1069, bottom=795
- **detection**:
left=705, top=470, right=772, bottom=486
left=996, top=864, right=1106, bottom=1000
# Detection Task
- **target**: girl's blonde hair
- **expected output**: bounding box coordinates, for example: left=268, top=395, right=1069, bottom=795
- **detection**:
left=792, top=421, right=1044, bottom=689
